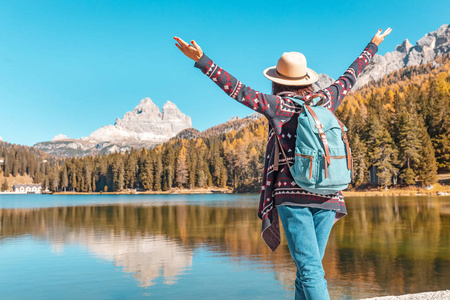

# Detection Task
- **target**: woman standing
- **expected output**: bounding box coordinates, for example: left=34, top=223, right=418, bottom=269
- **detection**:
left=175, top=28, right=391, bottom=300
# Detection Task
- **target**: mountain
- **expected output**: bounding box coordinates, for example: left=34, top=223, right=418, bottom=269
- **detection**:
left=86, top=98, right=191, bottom=143
left=313, top=73, right=335, bottom=91
left=34, top=98, right=192, bottom=157
left=172, top=112, right=263, bottom=141
left=311, top=24, right=450, bottom=91
left=354, top=24, right=450, bottom=89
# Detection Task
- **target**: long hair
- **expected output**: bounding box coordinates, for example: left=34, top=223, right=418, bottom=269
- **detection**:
left=272, top=82, right=314, bottom=97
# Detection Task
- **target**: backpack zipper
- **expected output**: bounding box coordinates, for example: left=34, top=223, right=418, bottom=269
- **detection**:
left=324, top=155, right=347, bottom=159
left=322, top=155, right=347, bottom=178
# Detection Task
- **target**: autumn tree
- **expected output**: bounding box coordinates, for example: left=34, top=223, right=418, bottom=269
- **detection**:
left=1, top=179, right=8, bottom=191
left=175, top=146, right=188, bottom=188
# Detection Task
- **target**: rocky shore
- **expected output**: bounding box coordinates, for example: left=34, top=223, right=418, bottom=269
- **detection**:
left=362, top=290, right=449, bottom=300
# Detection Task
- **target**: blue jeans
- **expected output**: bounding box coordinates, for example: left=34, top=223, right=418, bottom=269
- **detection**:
left=277, top=205, right=336, bottom=300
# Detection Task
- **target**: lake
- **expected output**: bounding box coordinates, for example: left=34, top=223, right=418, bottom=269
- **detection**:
left=0, top=194, right=449, bottom=299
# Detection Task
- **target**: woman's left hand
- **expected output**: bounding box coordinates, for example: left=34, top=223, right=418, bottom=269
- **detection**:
left=174, top=37, right=203, bottom=62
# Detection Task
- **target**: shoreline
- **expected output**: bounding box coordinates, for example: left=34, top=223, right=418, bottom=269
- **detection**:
left=51, top=187, right=234, bottom=195
left=362, top=290, right=449, bottom=300
left=42, top=187, right=450, bottom=196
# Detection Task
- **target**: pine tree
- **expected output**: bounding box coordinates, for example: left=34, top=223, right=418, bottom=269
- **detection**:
left=97, top=158, right=108, bottom=192
left=92, top=175, right=97, bottom=193
left=162, top=147, right=175, bottom=191
left=373, top=129, right=399, bottom=188
left=395, top=111, right=421, bottom=185
left=153, top=151, right=163, bottom=191
left=175, top=146, right=188, bottom=188
left=112, top=159, right=125, bottom=191
left=432, top=132, right=450, bottom=171
left=50, top=172, right=59, bottom=192
left=417, top=119, right=438, bottom=186
left=43, top=176, right=49, bottom=191
left=350, top=134, right=368, bottom=186
left=83, top=163, right=92, bottom=192
left=1, top=178, right=8, bottom=191
left=366, top=114, right=399, bottom=188
left=68, top=163, right=77, bottom=191
left=187, top=143, right=197, bottom=189
left=399, top=168, right=416, bottom=186
left=139, top=151, right=154, bottom=190
left=124, top=149, right=138, bottom=189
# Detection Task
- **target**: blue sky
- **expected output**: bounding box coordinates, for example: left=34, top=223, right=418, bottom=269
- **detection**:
left=0, top=0, right=448, bottom=146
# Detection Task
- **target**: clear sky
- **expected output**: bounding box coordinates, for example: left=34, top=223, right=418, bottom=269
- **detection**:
left=0, top=0, right=448, bottom=146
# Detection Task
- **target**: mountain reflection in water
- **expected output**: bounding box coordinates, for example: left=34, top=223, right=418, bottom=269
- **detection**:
left=0, top=195, right=449, bottom=299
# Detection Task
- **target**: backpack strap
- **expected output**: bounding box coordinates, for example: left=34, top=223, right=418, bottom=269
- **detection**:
left=273, top=134, right=290, bottom=171
left=304, top=105, right=332, bottom=172
left=330, top=112, right=352, bottom=171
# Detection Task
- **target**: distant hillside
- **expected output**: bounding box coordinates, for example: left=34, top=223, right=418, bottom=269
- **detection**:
left=339, top=53, right=450, bottom=113
left=0, top=141, right=63, bottom=191
left=173, top=112, right=263, bottom=141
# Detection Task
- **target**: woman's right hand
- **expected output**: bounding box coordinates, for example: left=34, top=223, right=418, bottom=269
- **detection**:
left=174, top=36, right=203, bottom=62
left=371, top=28, right=392, bottom=46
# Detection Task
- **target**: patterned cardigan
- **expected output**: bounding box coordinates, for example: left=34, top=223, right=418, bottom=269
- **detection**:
left=194, top=42, right=378, bottom=251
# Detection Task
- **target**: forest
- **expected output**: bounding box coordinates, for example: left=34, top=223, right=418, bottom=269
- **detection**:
left=1, top=54, right=449, bottom=193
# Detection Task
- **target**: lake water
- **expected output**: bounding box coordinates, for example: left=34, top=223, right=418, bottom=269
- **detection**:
left=0, top=194, right=449, bottom=299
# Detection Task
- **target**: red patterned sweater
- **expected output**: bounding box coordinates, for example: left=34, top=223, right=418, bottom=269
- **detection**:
left=195, top=42, right=378, bottom=251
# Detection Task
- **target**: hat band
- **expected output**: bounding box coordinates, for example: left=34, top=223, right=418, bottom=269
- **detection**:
left=276, top=69, right=310, bottom=80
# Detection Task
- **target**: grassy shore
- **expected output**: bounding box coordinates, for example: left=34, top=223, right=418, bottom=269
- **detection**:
left=52, top=187, right=234, bottom=195
left=48, top=185, right=450, bottom=196
left=342, top=185, right=450, bottom=197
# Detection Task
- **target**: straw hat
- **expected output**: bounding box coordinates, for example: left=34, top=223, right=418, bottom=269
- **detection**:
left=263, top=52, right=318, bottom=86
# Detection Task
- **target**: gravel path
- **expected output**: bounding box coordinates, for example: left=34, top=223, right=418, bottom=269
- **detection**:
left=361, top=290, right=450, bottom=300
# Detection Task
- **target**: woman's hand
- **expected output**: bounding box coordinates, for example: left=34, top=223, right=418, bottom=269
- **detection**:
left=371, top=28, right=392, bottom=46
left=174, top=37, right=203, bottom=62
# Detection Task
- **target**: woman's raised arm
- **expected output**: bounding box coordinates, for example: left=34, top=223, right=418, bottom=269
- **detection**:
left=320, top=28, right=392, bottom=112
left=174, top=37, right=281, bottom=120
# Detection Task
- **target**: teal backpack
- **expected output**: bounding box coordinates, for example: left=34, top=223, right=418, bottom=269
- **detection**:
left=274, top=93, right=352, bottom=195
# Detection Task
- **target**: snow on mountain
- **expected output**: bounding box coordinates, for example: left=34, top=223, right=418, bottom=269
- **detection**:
left=34, top=98, right=192, bottom=157
left=87, top=98, right=191, bottom=143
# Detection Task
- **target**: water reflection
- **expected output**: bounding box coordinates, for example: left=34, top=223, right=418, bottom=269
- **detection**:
left=327, top=196, right=450, bottom=297
left=0, top=196, right=449, bottom=299
left=52, top=232, right=193, bottom=287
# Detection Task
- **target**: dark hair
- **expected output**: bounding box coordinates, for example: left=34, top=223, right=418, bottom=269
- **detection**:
left=272, top=82, right=314, bottom=97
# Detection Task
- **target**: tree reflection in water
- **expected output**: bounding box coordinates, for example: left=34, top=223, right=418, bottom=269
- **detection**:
left=0, top=196, right=449, bottom=298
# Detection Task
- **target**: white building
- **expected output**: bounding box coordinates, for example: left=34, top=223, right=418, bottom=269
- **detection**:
left=12, top=184, right=42, bottom=194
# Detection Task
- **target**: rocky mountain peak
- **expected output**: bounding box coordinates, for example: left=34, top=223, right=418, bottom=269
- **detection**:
left=162, top=100, right=176, bottom=108
left=396, top=39, right=413, bottom=53
left=34, top=98, right=193, bottom=157
left=353, top=24, right=450, bottom=89
left=88, top=98, right=192, bottom=141
left=129, top=97, right=161, bottom=117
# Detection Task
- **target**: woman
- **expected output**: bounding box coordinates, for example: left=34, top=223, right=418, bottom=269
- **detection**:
left=174, top=28, right=391, bottom=300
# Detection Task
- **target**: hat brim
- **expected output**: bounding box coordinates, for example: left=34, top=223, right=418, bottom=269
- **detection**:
left=263, top=66, right=318, bottom=86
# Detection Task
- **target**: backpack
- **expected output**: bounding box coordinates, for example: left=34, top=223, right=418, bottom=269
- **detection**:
left=274, top=93, right=352, bottom=195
